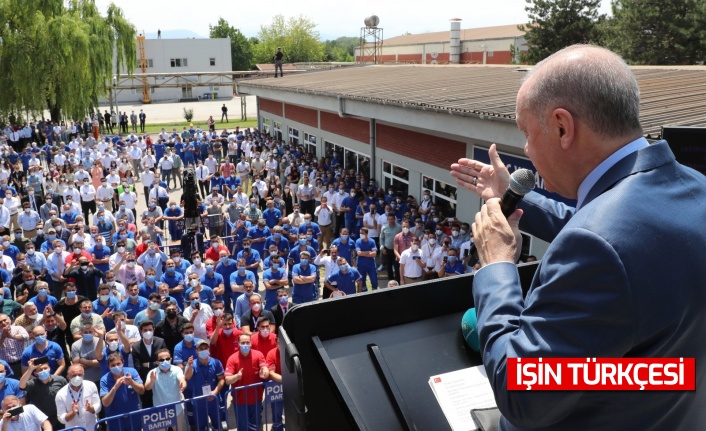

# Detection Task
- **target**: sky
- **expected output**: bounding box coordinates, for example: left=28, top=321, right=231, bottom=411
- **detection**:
left=94, top=0, right=613, bottom=41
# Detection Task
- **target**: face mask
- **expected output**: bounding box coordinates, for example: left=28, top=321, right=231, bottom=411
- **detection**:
left=260, top=328, right=270, bottom=337
left=452, top=231, right=459, bottom=237
left=147, top=275, right=156, bottom=283
left=38, top=289, right=47, bottom=297
left=70, top=376, right=84, bottom=386
left=110, top=365, right=123, bottom=375
left=223, top=329, right=233, bottom=336
left=183, top=334, right=194, bottom=343
left=428, top=238, right=436, bottom=246
left=74, top=248, right=82, bottom=255
left=108, top=341, right=119, bottom=351
left=239, top=344, right=251, bottom=355
left=206, top=265, right=214, bottom=272
left=271, top=263, right=280, bottom=271
left=37, top=369, right=51, bottom=381
left=252, top=303, right=262, bottom=312
left=142, top=331, right=154, bottom=340
left=159, top=360, right=171, bottom=371
left=300, top=258, right=309, bottom=266
left=433, top=218, right=440, bottom=223
left=339, top=264, right=349, bottom=272
left=1, top=241, right=7, bottom=248
left=34, top=335, right=47, bottom=344
left=245, top=290, right=253, bottom=297
left=341, top=234, right=350, bottom=241
left=193, top=258, right=201, bottom=265
left=436, top=229, right=443, bottom=236
left=278, top=296, right=288, bottom=305
left=127, top=261, right=136, bottom=268
left=411, top=244, right=419, bottom=252
left=214, top=309, right=223, bottom=316
left=166, top=310, right=177, bottom=319
left=149, top=302, right=160, bottom=311
left=198, top=350, right=210, bottom=360
left=82, top=333, right=94, bottom=343
left=66, top=291, right=77, bottom=299
left=402, top=227, right=410, bottom=234
left=299, top=239, right=307, bottom=246
left=448, top=256, right=458, bottom=263
left=172, top=257, right=181, bottom=263
left=190, top=279, right=199, bottom=288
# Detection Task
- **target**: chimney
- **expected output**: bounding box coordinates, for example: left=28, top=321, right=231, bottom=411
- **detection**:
left=450, top=18, right=462, bottom=64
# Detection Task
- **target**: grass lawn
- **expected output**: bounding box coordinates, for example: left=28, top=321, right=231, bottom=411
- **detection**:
left=121, top=119, right=258, bottom=136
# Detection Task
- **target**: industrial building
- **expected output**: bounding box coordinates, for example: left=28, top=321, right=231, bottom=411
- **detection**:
left=109, top=37, right=233, bottom=104
left=236, top=64, right=706, bottom=257
left=355, top=21, right=526, bottom=65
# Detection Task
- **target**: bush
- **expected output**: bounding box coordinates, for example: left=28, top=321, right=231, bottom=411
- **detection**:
left=183, top=108, right=194, bottom=122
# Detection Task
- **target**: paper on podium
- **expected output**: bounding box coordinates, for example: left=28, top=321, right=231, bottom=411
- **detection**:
left=428, top=365, right=497, bottom=431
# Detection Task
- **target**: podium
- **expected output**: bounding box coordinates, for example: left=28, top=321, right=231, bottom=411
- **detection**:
left=278, top=262, right=539, bottom=430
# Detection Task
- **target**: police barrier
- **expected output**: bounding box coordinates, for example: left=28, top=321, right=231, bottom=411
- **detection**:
left=94, top=393, right=221, bottom=431
left=226, top=381, right=284, bottom=431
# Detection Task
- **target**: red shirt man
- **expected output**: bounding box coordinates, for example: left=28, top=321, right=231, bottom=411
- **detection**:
left=250, top=317, right=277, bottom=356
left=205, top=237, right=229, bottom=262
left=210, top=314, right=241, bottom=366
left=225, top=333, right=268, bottom=405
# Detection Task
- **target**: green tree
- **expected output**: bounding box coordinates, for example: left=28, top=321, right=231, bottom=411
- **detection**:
left=324, top=36, right=358, bottom=62
left=604, top=0, right=705, bottom=65
left=0, top=0, right=136, bottom=122
left=253, top=15, right=325, bottom=64
left=518, top=0, right=604, bottom=64
left=209, top=17, right=254, bottom=71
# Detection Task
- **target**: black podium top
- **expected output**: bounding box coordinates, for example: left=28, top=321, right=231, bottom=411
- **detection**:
left=279, top=263, right=538, bottom=431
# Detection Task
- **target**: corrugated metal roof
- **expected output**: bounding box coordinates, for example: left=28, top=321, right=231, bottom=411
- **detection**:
left=237, top=64, right=706, bottom=137
left=383, top=24, right=525, bottom=46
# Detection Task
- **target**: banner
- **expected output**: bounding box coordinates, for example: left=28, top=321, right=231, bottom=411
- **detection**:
left=141, top=405, right=179, bottom=431
left=264, top=380, right=284, bottom=404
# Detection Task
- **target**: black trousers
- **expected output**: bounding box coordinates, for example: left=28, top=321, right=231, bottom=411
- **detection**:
left=384, top=246, right=400, bottom=282
left=81, top=199, right=96, bottom=222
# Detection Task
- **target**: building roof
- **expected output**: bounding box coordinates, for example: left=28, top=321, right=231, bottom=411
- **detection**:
left=383, top=24, right=525, bottom=46
left=237, top=64, right=706, bottom=137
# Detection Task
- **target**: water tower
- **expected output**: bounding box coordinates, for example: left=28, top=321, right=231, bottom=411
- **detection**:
left=359, top=15, right=383, bottom=64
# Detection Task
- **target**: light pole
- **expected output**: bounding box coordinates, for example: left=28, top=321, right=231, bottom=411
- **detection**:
left=113, top=75, right=119, bottom=135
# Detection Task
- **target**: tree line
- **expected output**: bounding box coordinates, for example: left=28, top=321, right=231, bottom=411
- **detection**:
left=518, top=0, right=706, bottom=65
left=210, top=15, right=357, bottom=71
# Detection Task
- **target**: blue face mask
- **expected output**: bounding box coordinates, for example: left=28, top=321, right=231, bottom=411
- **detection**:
left=0, top=373, right=6, bottom=383
left=339, top=264, right=349, bottom=272
left=198, top=350, right=210, bottom=360
left=159, top=360, right=171, bottom=371
left=183, top=334, right=194, bottom=343
left=271, top=263, right=279, bottom=271
left=306, top=234, right=312, bottom=241
left=448, top=256, right=458, bottom=263
left=191, top=300, right=200, bottom=308
left=220, top=256, right=228, bottom=263
left=238, top=267, right=245, bottom=274
left=147, top=275, right=155, bottom=283
left=274, top=233, right=281, bottom=240
left=278, top=296, right=288, bottom=305
left=206, top=265, right=214, bottom=272
left=38, top=289, right=48, bottom=297
left=300, top=258, right=309, bottom=266
left=48, top=235, right=56, bottom=241
left=35, top=335, right=47, bottom=345
left=167, top=267, right=175, bottom=274
left=110, top=365, right=123, bottom=375
left=239, top=344, right=251, bottom=355
left=340, top=235, right=348, bottom=241
left=82, top=333, right=94, bottom=343
left=299, top=239, right=307, bottom=246
left=37, top=370, right=51, bottom=381
left=66, top=291, right=77, bottom=299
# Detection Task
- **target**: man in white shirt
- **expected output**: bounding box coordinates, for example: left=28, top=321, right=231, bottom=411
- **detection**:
left=313, top=245, right=339, bottom=281
left=158, top=155, right=173, bottom=188
left=0, top=243, right=16, bottom=272
left=140, top=168, right=155, bottom=206
left=236, top=157, right=251, bottom=193
left=399, top=236, right=425, bottom=285
left=362, top=202, right=379, bottom=245
left=204, top=154, right=218, bottom=176
left=96, top=179, right=115, bottom=212
left=128, top=145, right=142, bottom=178
left=0, top=197, right=10, bottom=235
left=195, top=162, right=210, bottom=198
left=4, top=191, right=21, bottom=232
left=233, top=185, right=250, bottom=208
left=314, top=196, right=334, bottom=249
left=421, top=232, right=443, bottom=280
left=79, top=179, right=96, bottom=223
left=55, top=364, right=101, bottom=430
left=63, top=184, right=80, bottom=203
left=183, top=291, right=213, bottom=340
left=0, top=395, right=50, bottom=430
left=74, top=166, right=90, bottom=184
left=54, top=152, right=67, bottom=167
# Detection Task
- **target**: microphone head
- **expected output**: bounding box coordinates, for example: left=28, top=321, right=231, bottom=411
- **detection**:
left=508, top=169, right=536, bottom=196
left=461, top=308, right=480, bottom=352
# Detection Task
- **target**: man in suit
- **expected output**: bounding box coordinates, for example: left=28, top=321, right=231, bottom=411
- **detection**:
left=269, top=288, right=289, bottom=328
left=452, top=45, right=706, bottom=430
left=131, top=319, right=166, bottom=409
left=22, top=187, right=44, bottom=213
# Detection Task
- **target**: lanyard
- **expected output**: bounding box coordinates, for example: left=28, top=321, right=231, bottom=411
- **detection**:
left=69, top=386, right=83, bottom=403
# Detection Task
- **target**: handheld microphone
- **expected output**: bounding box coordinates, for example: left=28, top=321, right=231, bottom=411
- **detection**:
left=499, top=168, right=536, bottom=217
left=468, top=169, right=535, bottom=264
left=461, top=308, right=480, bottom=352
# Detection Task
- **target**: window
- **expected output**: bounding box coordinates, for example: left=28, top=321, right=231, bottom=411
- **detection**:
left=262, top=117, right=271, bottom=134
left=303, top=133, right=316, bottom=156
left=488, top=51, right=494, bottom=57
left=147, top=59, right=153, bottom=68
left=131, top=89, right=137, bottom=95
left=288, top=127, right=299, bottom=147
left=150, top=87, right=155, bottom=94
left=325, top=141, right=368, bottom=175
left=170, top=58, right=188, bottom=68
left=272, top=121, right=283, bottom=141
left=422, top=175, right=457, bottom=217
left=383, top=161, right=409, bottom=198
left=210, top=58, right=216, bottom=66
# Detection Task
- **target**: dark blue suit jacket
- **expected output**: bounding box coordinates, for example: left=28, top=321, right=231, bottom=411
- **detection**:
left=473, top=142, right=706, bottom=430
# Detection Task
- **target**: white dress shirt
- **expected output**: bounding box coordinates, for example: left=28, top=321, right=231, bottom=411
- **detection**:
left=196, top=165, right=210, bottom=181
left=400, top=247, right=426, bottom=278
left=0, top=206, right=9, bottom=229
left=183, top=303, right=213, bottom=340
left=56, top=380, right=101, bottom=429
left=120, top=191, right=137, bottom=210
left=314, top=204, right=333, bottom=226
left=80, top=184, right=96, bottom=202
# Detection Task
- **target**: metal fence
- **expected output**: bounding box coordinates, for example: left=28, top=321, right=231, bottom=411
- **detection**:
left=225, top=381, right=284, bottom=431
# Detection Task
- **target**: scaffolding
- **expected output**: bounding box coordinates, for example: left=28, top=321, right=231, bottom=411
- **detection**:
left=359, top=26, right=383, bottom=64
left=137, top=33, right=152, bottom=103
